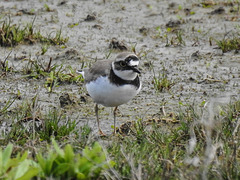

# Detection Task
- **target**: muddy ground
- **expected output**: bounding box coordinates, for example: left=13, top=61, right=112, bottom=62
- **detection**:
left=0, top=0, right=240, bottom=135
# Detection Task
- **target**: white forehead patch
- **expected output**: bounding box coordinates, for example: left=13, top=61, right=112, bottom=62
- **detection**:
left=129, top=60, right=139, bottom=66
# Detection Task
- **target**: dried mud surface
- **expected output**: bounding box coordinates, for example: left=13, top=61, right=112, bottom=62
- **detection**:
left=0, top=0, right=240, bottom=135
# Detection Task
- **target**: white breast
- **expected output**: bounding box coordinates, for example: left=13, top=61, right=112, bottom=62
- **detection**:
left=86, top=76, right=141, bottom=107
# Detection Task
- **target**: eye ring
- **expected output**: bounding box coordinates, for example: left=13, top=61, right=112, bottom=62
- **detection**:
left=120, top=61, right=126, bottom=67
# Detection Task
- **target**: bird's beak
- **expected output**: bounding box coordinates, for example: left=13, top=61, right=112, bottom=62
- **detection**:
left=128, top=59, right=141, bottom=74
left=130, top=66, right=141, bottom=74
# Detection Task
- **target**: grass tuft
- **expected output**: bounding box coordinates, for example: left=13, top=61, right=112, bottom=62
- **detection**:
left=0, top=17, right=68, bottom=47
left=216, top=36, right=240, bottom=53
left=1, top=99, right=79, bottom=145
left=107, top=99, right=240, bottom=179
left=21, top=58, right=83, bottom=92
left=1, top=96, right=240, bottom=179
left=0, top=139, right=113, bottom=179
left=152, top=67, right=175, bottom=92
left=38, top=108, right=78, bottom=142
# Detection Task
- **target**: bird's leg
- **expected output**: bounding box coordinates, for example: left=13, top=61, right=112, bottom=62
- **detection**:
left=113, top=106, right=118, bottom=134
left=95, top=104, right=105, bottom=136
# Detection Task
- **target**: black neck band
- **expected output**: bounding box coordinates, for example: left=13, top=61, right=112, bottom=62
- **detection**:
left=109, top=69, right=140, bottom=89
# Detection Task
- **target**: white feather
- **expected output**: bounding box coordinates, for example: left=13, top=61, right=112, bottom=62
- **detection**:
left=86, top=76, right=141, bottom=107
left=129, top=60, right=139, bottom=66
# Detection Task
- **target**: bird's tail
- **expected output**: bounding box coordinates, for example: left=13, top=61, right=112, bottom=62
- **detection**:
left=76, top=70, right=85, bottom=78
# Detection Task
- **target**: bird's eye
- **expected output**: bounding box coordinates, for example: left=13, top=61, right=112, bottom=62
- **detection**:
left=120, top=61, right=126, bottom=67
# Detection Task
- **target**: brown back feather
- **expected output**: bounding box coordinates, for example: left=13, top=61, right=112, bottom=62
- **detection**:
left=84, top=60, right=113, bottom=83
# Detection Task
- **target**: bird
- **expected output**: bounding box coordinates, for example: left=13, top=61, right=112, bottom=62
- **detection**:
left=77, top=52, right=141, bottom=135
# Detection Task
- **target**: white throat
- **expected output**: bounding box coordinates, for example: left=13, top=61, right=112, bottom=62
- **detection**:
left=112, top=62, right=138, bottom=81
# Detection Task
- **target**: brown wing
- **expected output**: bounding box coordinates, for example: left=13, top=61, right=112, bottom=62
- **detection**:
left=84, top=60, right=113, bottom=83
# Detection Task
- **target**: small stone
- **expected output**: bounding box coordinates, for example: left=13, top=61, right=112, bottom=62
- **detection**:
left=59, top=93, right=73, bottom=108
left=84, top=14, right=96, bottom=21
left=109, top=38, right=128, bottom=51
left=210, top=7, right=225, bottom=15
left=166, top=20, right=181, bottom=28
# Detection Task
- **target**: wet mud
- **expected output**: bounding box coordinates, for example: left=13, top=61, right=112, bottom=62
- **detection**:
left=0, top=0, right=240, bottom=135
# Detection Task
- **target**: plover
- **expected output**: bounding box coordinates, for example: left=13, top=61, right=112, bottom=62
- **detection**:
left=77, top=52, right=141, bottom=135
